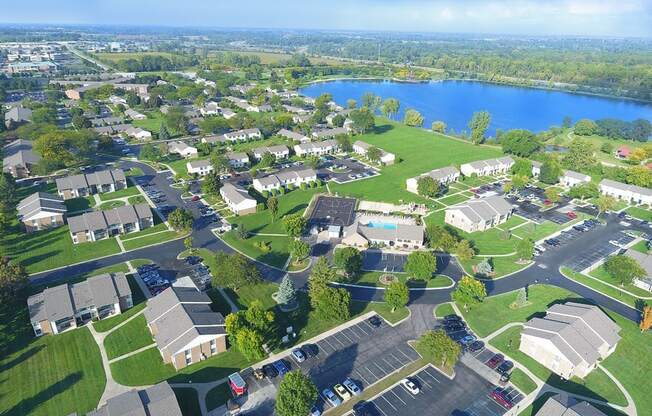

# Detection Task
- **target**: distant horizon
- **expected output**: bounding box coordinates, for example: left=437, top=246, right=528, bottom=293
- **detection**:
left=0, top=0, right=650, bottom=38
left=1, top=22, right=651, bottom=40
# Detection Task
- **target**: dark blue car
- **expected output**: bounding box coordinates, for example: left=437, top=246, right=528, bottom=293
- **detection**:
left=272, top=359, right=290, bottom=377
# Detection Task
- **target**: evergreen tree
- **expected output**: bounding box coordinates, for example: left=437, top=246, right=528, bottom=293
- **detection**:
left=277, top=275, right=297, bottom=306
left=159, top=123, right=170, bottom=140
left=514, top=287, right=528, bottom=308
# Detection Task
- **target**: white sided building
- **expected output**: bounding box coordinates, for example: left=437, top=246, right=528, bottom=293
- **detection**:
left=294, top=139, right=338, bottom=157
left=168, top=141, right=198, bottom=158
left=225, top=152, right=250, bottom=169
left=560, top=170, right=591, bottom=188
left=599, top=179, right=652, bottom=205
left=220, top=183, right=257, bottom=215
left=352, top=140, right=395, bottom=165
left=406, top=166, right=460, bottom=194
left=186, top=159, right=214, bottom=176
left=252, top=168, right=317, bottom=193
left=460, top=157, right=514, bottom=177
left=251, top=145, right=290, bottom=160
left=445, top=196, right=514, bottom=233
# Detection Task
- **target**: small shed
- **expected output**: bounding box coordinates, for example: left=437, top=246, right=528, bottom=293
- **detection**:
left=328, top=225, right=342, bottom=239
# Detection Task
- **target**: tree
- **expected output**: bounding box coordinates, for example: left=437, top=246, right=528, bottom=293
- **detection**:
left=574, top=119, right=598, bottom=136
left=139, top=143, right=163, bottom=162
left=201, top=172, right=222, bottom=196
left=336, top=134, right=352, bottom=152
left=0, top=257, right=27, bottom=299
left=454, top=240, right=475, bottom=261
left=403, top=109, right=424, bottom=127
left=475, top=258, right=493, bottom=277
left=331, top=114, right=345, bottom=127
left=276, top=275, right=297, bottom=306
left=245, top=300, right=275, bottom=333
left=267, top=196, right=279, bottom=221
left=426, top=224, right=458, bottom=252
left=601, top=142, right=614, bottom=154
left=562, top=139, right=596, bottom=171
left=539, top=158, right=562, bottom=184
left=380, top=98, right=400, bottom=119
left=361, top=92, right=381, bottom=112
left=349, top=107, right=375, bottom=133
left=235, top=327, right=265, bottom=360
left=626, top=165, right=652, bottom=188
left=384, top=281, right=409, bottom=312
left=511, top=158, right=533, bottom=178
left=469, top=111, right=491, bottom=144
left=567, top=182, right=599, bottom=201
left=213, top=252, right=261, bottom=291
left=283, top=213, right=307, bottom=237
left=431, top=121, right=447, bottom=134
left=211, top=150, right=231, bottom=173
left=404, top=251, right=437, bottom=280
left=225, top=312, right=246, bottom=339
left=640, top=306, right=652, bottom=332
left=452, top=276, right=486, bottom=310
left=366, top=146, right=382, bottom=163
left=308, top=257, right=337, bottom=307
left=259, top=152, right=276, bottom=168
left=604, top=255, right=646, bottom=286
left=288, top=239, right=310, bottom=263
left=159, top=123, right=170, bottom=140
left=501, top=129, right=541, bottom=157
left=544, top=187, right=561, bottom=203
left=513, top=287, right=528, bottom=308
left=511, top=175, right=529, bottom=190
left=517, top=238, right=535, bottom=261
left=346, top=99, right=357, bottom=109
left=416, top=176, right=440, bottom=198
left=562, top=116, right=573, bottom=129
left=275, top=371, right=318, bottom=416
left=596, top=195, right=616, bottom=218
left=333, top=247, right=362, bottom=278
left=183, top=236, right=194, bottom=253
left=0, top=173, right=17, bottom=214
left=416, top=330, right=461, bottom=369
left=165, top=106, right=188, bottom=133
left=313, top=286, right=351, bottom=322
left=168, top=208, right=193, bottom=232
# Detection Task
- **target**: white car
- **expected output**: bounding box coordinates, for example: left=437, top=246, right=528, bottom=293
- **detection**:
left=620, top=221, right=631, bottom=227
left=400, top=378, right=420, bottom=395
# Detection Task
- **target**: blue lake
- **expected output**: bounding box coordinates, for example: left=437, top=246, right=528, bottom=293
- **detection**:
left=300, top=80, right=652, bottom=136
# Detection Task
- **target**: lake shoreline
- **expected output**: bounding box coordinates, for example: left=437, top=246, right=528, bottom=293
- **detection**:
left=301, top=76, right=652, bottom=105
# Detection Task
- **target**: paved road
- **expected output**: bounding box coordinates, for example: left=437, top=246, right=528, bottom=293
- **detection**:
left=29, top=157, right=643, bottom=324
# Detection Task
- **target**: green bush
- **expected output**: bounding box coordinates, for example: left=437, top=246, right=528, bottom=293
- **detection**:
left=300, top=183, right=307, bottom=190
left=256, top=203, right=265, bottom=212
left=262, top=190, right=270, bottom=198
left=287, top=183, right=295, bottom=191
left=280, top=187, right=287, bottom=195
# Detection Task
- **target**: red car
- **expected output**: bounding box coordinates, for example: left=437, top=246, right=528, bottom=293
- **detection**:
left=490, top=389, right=513, bottom=409
left=191, top=195, right=200, bottom=202
left=567, top=211, right=577, bottom=219
left=486, top=353, right=504, bottom=369
left=543, top=199, right=552, bottom=205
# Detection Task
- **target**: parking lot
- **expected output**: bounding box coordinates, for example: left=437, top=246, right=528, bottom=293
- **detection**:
left=362, top=251, right=408, bottom=272
left=308, top=195, right=357, bottom=229
left=564, top=230, right=636, bottom=272
left=238, top=315, right=422, bottom=414
left=320, top=156, right=379, bottom=184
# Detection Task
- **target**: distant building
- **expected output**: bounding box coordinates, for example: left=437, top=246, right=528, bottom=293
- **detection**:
left=2, top=139, right=40, bottom=178
left=27, top=272, right=132, bottom=336
left=406, top=166, right=460, bottom=194
left=560, top=170, right=591, bottom=188
left=124, top=108, right=146, bottom=120
left=253, top=168, right=317, bottom=193
left=220, top=183, right=257, bottom=215
left=251, top=144, right=290, bottom=160
left=67, top=203, right=154, bottom=243
left=144, top=287, right=227, bottom=370
left=445, top=196, right=514, bottom=233
left=623, top=249, right=652, bottom=292
left=352, top=140, right=395, bottom=165
left=187, top=159, right=214, bottom=176
left=342, top=222, right=425, bottom=250
left=311, top=127, right=349, bottom=139
left=277, top=128, right=310, bottom=142
left=294, top=139, right=338, bottom=157
left=615, top=145, right=631, bottom=160
left=125, top=126, right=152, bottom=140
left=56, top=168, right=127, bottom=200
left=599, top=179, right=652, bottom=205
left=4, top=105, right=32, bottom=127
left=531, top=160, right=542, bottom=176
left=225, top=152, right=250, bottom=168
left=168, top=141, right=198, bottom=158
left=17, top=192, right=67, bottom=233
left=88, top=381, right=182, bottom=416
left=520, top=302, right=620, bottom=379
left=460, top=157, right=514, bottom=177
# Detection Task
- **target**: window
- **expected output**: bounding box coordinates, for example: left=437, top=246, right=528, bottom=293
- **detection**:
left=185, top=349, right=192, bottom=365
left=210, top=339, right=217, bottom=354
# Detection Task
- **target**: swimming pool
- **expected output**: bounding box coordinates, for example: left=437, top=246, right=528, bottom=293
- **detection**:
left=366, top=222, right=398, bottom=230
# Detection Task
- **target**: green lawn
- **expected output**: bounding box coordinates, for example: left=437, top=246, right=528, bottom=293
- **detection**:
left=512, top=220, right=568, bottom=242
left=459, top=284, right=574, bottom=337
left=510, top=368, right=537, bottom=394
left=98, top=200, right=126, bottom=210
left=329, top=119, right=503, bottom=203
left=437, top=193, right=471, bottom=206
left=173, top=388, right=202, bottom=416
left=497, top=215, right=528, bottom=230
left=125, top=167, right=145, bottom=177
left=589, top=265, right=652, bottom=298
left=490, top=326, right=627, bottom=406
left=230, top=186, right=324, bottom=235
left=205, top=383, right=231, bottom=412
left=561, top=268, right=649, bottom=310
left=98, top=186, right=141, bottom=201
left=629, top=239, right=649, bottom=254
left=122, top=231, right=182, bottom=251
left=353, top=271, right=452, bottom=288
left=1, top=224, right=121, bottom=273
left=434, top=303, right=456, bottom=318
left=127, top=195, right=147, bottom=204
left=459, top=254, right=530, bottom=278
left=221, top=232, right=290, bottom=269
left=119, top=222, right=169, bottom=240
left=625, top=206, right=652, bottom=222
left=166, top=157, right=193, bottom=178
left=132, top=111, right=165, bottom=135
left=103, top=314, right=154, bottom=360
left=64, top=196, right=95, bottom=212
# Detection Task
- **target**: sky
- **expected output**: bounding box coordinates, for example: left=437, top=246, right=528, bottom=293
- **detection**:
left=2, top=0, right=651, bottom=38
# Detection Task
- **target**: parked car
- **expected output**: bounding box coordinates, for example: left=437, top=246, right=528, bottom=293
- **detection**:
left=334, top=384, right=351, bottom=401
left=368, top=316, right=382, bottom=328
left=566, top=211, right=577, bottom=219
left=272, top=360, right=290, bottom=377
left=444, top=321, right=465, bottom=332
left=497, top=360, right=514, bottom=375
left=443, top=314, right=462, bottom=323
left=322, top=388, right=342, bottom=407
left=302, top=343, right=319, bottom=358
left=191, top=195, right=200, bottom=202
left=291, top=348, right=306, bottom=363
left=262, top=364, right=278, bottom=379
left=310, top=405, right=322, bottom=416
left=343, top=378, right=362, bottom=396
left=486, top=353, right=504, bottom=369
left=460, top=335, right=477, bottom=346
left=468, top=340, right=485, bottom=352
left=400, top=378, right=420, bottom=395
left=489, top=388, right=514, bottom=409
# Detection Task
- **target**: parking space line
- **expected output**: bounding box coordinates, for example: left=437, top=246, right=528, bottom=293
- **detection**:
left=388, top=389, right=407, bottom=406
left=372, top=402, right=388, bottom=416
left=379, top=395, right=398, bottom=412
left=339, top=329, right=354, bottom=343
left=319, top=339, right=335, bottom=353
left=386, top=353, right=403, bottom=369
left=355, top=322, right=371, bottom=336
left=422, top=368, right=441, bottom=383
left=415, top=374, right=432, bottom=390
left=382, top=357, right=399, bottom=371
left=354, top=369, right=370, bottom=385
left=366, top=365, right=381, bottom=380
left=396, top=347, right=414, bottom=362
left=331, top=334, right=346, bottom=347
left=345, top=326, right=362, bottom=340
left=374, top=361, right=389, bottom=376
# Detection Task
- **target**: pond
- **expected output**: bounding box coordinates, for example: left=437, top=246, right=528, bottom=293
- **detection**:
left=300, top=80, right=652, bottom=137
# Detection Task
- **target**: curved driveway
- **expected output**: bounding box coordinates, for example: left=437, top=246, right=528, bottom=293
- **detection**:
left=30, top=158, right=642, bottom=324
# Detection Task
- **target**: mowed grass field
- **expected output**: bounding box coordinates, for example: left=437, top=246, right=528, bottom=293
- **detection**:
left=94, top=51, right=183, bottom=63
left=329, top=120, right=503, bottom=203
left=211, top=50, right=342, bottom=65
